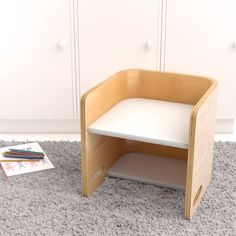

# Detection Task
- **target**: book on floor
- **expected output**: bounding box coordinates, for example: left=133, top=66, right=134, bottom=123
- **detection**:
left=0, top=142, right=54, bottom=176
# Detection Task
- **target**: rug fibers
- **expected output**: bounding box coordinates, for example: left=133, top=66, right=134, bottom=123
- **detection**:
left=0, top=141, right=235, bottom=236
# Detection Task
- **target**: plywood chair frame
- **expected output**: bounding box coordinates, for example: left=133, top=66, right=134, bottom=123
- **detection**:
left=80, top=69, right=218, bottom=220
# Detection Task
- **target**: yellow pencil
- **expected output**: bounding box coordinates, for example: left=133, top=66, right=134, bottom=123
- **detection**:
left=0, top=160, right=40, bottom=162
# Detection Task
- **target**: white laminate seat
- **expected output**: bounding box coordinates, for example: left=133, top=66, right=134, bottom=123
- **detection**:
left=88, top=98, right=193, bottom=148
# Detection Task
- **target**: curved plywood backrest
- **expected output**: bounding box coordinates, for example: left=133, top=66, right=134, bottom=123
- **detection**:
left=81, top=69, right=215, bottom=127
left=125, top=70, right=214, bottom=105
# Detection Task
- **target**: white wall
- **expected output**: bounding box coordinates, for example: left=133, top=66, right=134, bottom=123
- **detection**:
left=0, top=0, right=235, bottom=134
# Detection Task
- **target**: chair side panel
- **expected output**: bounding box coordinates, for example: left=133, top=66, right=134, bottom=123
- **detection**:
left=81, top=71, right=129, bottom=196
left=185, top=87, right=217, bottom=219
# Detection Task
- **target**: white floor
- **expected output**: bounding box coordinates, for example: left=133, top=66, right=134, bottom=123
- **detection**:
left=0, top=133, right=235, bottom=142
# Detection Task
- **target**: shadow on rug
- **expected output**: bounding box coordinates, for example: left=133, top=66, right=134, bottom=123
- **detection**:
left=0, top=141, right=235, bottom=236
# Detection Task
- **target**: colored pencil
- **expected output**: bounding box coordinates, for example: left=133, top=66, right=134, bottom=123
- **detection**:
left=0, top=159, right=40, bottom=162
left=2, top=155, right=44, bottom=160
left=9, top=149, right=44, bottom=155
left=3, top=151, right=44, bottom=157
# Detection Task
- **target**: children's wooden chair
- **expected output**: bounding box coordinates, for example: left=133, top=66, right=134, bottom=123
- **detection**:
left=80, top=69, right=218, bottom=220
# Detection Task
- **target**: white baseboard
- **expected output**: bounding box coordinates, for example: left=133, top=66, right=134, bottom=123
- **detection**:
left=215, top=119, right=235, bottom=133
left=0, top=119, right=80, bottom=133
left=0, top=133, right=81, bottom=142
left=0, top=119, right=234, bottom=135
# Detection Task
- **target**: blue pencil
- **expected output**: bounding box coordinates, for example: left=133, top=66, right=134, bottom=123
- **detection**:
left=3, top=155, right=44, bottom=160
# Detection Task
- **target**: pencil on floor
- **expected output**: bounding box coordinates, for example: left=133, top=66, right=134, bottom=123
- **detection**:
left=0, top=159, right=40, bottom=162
left=9, top=149, right=44, bottom=155
left=2, top=155, right=44, bottom=160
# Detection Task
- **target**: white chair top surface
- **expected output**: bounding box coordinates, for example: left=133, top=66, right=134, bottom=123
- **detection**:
left=88, top=98, right=193, bottom=148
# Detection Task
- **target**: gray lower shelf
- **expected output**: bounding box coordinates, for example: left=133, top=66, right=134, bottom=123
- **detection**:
left=107, top=152, right=187, bottom=190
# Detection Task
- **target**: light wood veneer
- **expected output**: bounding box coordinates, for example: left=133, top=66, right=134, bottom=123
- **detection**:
left=81, top=69, right=218, bottom=220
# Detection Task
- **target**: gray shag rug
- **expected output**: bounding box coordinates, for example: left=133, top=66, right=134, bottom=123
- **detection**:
left=0, top=141, right=235, bottom=236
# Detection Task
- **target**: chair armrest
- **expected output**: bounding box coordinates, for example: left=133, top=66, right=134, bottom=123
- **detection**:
left=80, top=71, right=129, bottom=130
